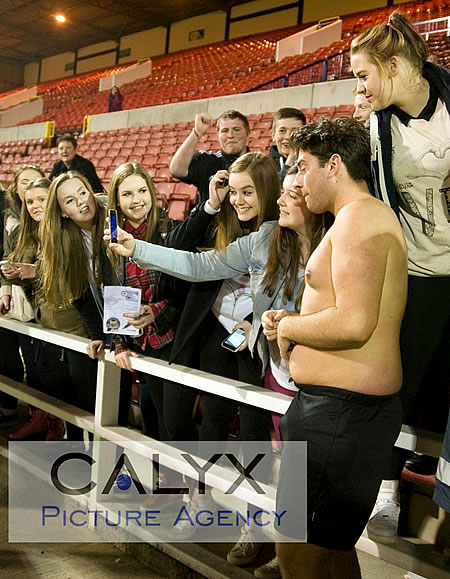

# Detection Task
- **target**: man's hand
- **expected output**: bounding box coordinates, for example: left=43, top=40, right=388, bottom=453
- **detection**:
left=194, top=113, right=212, bottom=139
left=114, top=350, right=139, bottom=371
left=86, top=340, right=104, bottom=359
left=104, top=222, right=136, bottom=258
left=208, top=170, right=230, bottom=210
left=262, top=309, right=296, bottom=359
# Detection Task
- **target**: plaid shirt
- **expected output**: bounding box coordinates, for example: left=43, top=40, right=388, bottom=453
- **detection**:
left=114, top=220, right=174, bottom=354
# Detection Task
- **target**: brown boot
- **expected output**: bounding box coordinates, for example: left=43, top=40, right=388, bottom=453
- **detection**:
left=45, top=415, right=65, bottom=441
left=9, top=407, right=48, bottom=440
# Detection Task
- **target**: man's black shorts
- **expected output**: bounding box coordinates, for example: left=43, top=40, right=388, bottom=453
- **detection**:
left=276, top=383, right=402, bottom=551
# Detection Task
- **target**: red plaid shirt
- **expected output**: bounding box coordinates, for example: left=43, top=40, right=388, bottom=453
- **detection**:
left=114, top=220, right=174, bottom=354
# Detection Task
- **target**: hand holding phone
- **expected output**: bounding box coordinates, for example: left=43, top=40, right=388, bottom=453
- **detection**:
left=221, top=327, right=247, bottom=352
left=109, top=209, right=118, bottom=244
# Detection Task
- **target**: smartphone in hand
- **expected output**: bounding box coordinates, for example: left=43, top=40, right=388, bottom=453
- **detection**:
left=221, top=327, right=247, bottom=352
left=109, top=209, right=118, bottom=243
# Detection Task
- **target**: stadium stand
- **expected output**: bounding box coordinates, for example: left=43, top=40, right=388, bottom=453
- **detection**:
left=2, top=0, right=446, bottom=132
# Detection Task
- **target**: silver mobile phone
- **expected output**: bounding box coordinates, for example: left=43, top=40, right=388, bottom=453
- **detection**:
left=221, top=328, right=246, bottom=352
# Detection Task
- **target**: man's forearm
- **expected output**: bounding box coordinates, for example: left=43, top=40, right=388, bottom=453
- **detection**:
left=279, top=306, right=376, bottom=350
left=170, top=131, right=199, bottom=178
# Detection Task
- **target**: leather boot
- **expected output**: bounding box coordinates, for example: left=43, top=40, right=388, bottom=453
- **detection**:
left=9, top=407, right=48, bottom=440
left=45, top=415, right=65, bottom=441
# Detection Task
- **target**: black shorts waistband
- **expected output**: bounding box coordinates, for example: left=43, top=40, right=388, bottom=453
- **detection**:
left=295, top=383, right=400, bottom=406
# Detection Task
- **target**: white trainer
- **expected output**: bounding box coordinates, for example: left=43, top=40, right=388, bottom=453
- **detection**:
left=367, top=497, right=400, bottom=543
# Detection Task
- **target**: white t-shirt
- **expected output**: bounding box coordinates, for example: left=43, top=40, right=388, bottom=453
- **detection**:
left=391, top=96, right=450, bottom=276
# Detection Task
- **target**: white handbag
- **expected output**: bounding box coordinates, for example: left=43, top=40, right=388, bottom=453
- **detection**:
left=5, top=285, right=34, bottom=322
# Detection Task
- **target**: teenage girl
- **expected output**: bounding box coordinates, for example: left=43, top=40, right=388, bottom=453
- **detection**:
left=0, top=165, right=45, bottom=426
left=351, top=11, right=450, bottom=543
left=40, top=171, right=131, bottom=436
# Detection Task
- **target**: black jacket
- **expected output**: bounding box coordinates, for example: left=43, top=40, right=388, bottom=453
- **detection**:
left=50, top=154, right=104, bottom=193
left=269, top=145, right=291, bottom=183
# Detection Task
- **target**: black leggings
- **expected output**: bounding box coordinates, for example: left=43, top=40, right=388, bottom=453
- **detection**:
left=0, top=327, right=24, bottom=410
left=0, top=328, right=43, bottom=410
left=386, top=275, right=450, bottom=479
left=163, top=315, right=271, bottom=450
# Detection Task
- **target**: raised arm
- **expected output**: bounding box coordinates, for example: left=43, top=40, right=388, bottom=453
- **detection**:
left=165, top=169, right=229, bottom=249
left=169, top=113, right=212, bottom=179
left=106, top=222, right=275, bottom=283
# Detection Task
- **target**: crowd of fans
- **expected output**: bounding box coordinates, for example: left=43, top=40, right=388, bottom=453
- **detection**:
left=0, top=10, right=448, bottom=579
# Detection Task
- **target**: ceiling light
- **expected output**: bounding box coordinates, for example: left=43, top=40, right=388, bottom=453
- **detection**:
left=55, top=14, right=66, bottom=23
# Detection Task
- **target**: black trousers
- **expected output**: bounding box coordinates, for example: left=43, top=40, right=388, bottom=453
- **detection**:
left=386, top=275, right=450, bottom=479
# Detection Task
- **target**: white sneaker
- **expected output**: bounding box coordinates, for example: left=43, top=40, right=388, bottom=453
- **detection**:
left=226, top=524, right=263, bottom=566
left=367, top=497, right=400, bottom=543
left=168, top=496, right=216, bottom=540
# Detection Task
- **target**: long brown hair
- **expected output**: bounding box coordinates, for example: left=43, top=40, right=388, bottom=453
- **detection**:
left=5, top=164, right=44, bottom=217
left=264, top=216, right=331, bottom=311
left=107, top=162, right=161, bottom=265
left=40, top=171, right=105, bottom=307
left=214, top=152, right=279, bottom=252
left=9, top=178, right=51, bottom=263
left=264, top=168, right=333, bottom=310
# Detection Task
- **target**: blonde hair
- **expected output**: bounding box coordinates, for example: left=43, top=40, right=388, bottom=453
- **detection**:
left=40, top=171, right=105, bottom=307
left=351, top=11, right=427, bottom=89
left=214, top=152, right=280, bottom=252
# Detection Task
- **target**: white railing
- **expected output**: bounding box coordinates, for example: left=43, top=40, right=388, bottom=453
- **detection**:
left=414, top=16, right=450, bottom=39
left=0, top=317, right=446, bottom=577
left=0, top=317, right=442, bottom=459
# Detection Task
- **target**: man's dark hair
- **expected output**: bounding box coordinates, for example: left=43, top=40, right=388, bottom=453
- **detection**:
left=56, top=133, right=77, bottom=148
left=290, top=117, right=371, bottom=182
left=216, top=110, right=250, bottom=135
left=272, top=107, right=306, bottom=130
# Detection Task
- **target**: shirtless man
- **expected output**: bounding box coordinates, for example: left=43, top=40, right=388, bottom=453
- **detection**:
left=261, top=118, right=408, bottom=579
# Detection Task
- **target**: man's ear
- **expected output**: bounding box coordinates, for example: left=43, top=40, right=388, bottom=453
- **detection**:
left=327, top=154, right=342, bottom=177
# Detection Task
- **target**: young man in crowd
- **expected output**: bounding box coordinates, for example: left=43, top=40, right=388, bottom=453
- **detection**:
left=353, top=92, right=373, bottom=124
left=262, top=118, right=408, bottom=578
left=169, top=110, right=250, bottom=203
left=49, top=133, right=104, bottom=193
left=269, top=107, right=306, bottom=180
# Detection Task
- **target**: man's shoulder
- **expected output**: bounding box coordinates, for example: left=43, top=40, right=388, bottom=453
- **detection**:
left=192, top=149, right=223, bottom=163
left=74, top=154, right=94, bottom=167
left=336, top=196, right=402, bottom=239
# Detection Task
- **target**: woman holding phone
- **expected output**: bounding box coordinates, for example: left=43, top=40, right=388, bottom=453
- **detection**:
left=106, top=162, right=191, bottom=440
left=0, top=164, right=45, bottom=427
left=3, top=178, right=63, bottom=440
left=106, top=152, right=326, bottom=573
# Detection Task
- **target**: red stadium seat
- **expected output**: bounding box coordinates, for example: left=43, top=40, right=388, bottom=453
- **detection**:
left=168, top=193, right=190, bottom=221
left=174, top=182, right=198, bottom=204
left=154, top=166, right=172, bottom=181
left=156, top=181, right=176, bottom=198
